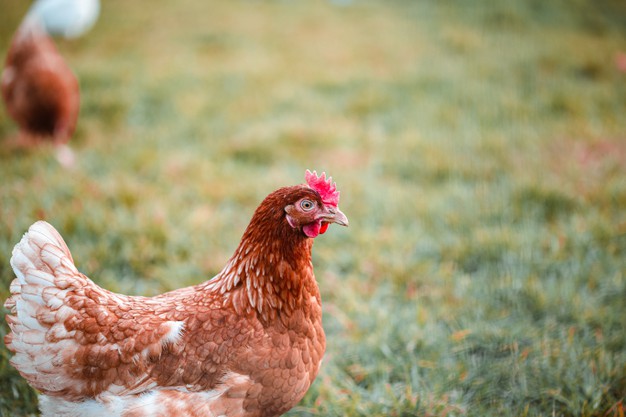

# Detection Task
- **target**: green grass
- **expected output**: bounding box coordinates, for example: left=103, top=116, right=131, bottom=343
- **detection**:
left=1, top=0, right=625, bottom=416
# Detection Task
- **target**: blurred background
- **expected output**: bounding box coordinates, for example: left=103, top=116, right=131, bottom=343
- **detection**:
left=0, top=0, right=625, bottom=415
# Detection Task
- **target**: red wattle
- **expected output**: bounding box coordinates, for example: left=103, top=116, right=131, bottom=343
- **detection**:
left=319, top=223, right=329, bottom=234
left=303, top=222, right=321, bottom=238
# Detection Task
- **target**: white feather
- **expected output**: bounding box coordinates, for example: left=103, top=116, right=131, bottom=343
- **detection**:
left=21, top=330, right=46, bottom=345
left=162, top=321, right=185, bottom=344
left=20, top=315, right=47, bottom=332
left=41, top=245, right=66, bottom=269
left=24, top=269, right=55, bottom=286
left=27, top=0, right=100, bottom=39
left=54, top=305, right=76, bottom=322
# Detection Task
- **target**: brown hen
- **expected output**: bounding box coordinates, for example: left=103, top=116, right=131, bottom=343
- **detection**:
left=4, top=170, right=348, bottom=417
left=1, top=15, right=79, bottom=156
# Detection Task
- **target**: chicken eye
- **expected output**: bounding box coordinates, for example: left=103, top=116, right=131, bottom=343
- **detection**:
left=300, top=199, right=315, bottom=211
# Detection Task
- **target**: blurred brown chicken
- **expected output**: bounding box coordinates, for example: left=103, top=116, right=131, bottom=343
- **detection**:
left=1, top=15, right=79, bottom=163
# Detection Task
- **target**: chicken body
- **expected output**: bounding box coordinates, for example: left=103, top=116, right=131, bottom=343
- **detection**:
left=1, top=15, right=79, bottom=147
left=5, top=174, right=348, bottom=417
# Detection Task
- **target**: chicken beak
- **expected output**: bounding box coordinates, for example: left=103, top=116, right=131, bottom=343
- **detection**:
left=326, top=207, right=349, bottom=227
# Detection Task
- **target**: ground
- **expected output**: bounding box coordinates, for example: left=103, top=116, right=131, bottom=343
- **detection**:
left=0, top=0, right=625, bottom=416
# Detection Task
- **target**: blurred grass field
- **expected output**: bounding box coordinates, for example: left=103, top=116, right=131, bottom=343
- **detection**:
left=1, top=0, right=625, bottom=415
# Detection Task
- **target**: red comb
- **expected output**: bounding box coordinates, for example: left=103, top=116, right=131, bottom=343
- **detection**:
left=305, top=170, right=340, bottom=207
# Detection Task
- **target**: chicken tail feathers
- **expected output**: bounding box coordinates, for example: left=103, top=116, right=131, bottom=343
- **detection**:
left=4, top=221, right=83, bottom=390
left=4, top=221, right=188, bottom=400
